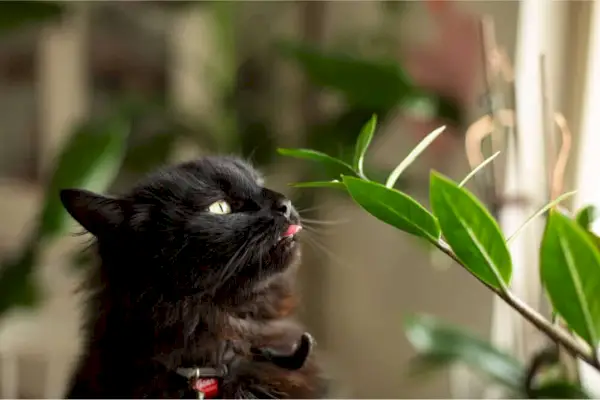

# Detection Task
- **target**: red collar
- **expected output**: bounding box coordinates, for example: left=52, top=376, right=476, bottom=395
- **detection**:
left=174, top=332, right=314, bottom=398
left=192, top=377, right=219, bottom=399
left=176, top=366, right=227, bottom=399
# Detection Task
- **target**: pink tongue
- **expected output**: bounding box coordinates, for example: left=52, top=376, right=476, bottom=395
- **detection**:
left=282, top=224, right=302, bottom=237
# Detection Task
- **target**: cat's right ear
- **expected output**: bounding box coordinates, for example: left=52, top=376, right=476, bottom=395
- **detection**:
left=59, top=189, right=125, bottom=236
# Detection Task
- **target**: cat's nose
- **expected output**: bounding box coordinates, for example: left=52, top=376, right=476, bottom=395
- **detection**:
left=273, top=198, right=292, bottom=219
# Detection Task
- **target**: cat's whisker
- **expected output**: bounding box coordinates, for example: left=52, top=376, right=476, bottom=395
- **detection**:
left=301, top=225, right=333, bottom=238
left=301, top=234, right=346, bottom=269
left=296, top=205, right=325, bottom=214
left=169, top=235, right=190, bottom=264
left=301, top=220, right=345, bottom=233
left=213, top=235, right=256, bottom=293
left=300, top=217, right=349, bottom=226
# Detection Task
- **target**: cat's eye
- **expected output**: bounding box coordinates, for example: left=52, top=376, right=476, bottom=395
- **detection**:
left=207, top=200, right=231, bottom=215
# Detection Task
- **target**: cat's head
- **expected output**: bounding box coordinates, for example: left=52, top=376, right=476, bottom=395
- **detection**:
left=59, top=156, right=302, bottom=303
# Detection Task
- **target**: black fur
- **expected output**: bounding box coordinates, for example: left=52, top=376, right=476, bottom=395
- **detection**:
left=61, top=156, right=325, bottom=398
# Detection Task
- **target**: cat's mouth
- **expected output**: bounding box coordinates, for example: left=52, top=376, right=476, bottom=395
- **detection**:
left=277, top=224, right=302, bottom=242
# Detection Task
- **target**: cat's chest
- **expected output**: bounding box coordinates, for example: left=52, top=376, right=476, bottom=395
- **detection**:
left=155, top=332, right=248, bottom=370
left=119, top=340, right=241, bottom=398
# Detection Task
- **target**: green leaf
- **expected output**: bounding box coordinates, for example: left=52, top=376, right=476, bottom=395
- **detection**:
left=305, top=107, right=389, bottom=155
left=278, top=42, right=462, bottom=124
left=430, top=171, right=512, bottom=290
left=0, top=1, right=66, bottom=34
left=459, top=151, right=501, bottom=187
left=0, top=241, right=43, bottom=319
left=506, top=191, right=577, bottom=244
left=38, top=115, right=130, bottom=240
left=301, top=107, right=396, bottom=184
left=278, top=41, right=416, bottom=109
left=385, top=125, right=446, bottom=188
left=239, top=121, right=277, bottom=168
left=576, top=205, right=597, bottom=231
left=574, top=205, right=600, bottom=251
left=528, top=381, right=591, bottom=399
left=277, top=148, right=356, bottom=176
left=405, top=314, right=525, bottom=389
left=290, top=181, right=345, bottom=189
left=342, top=176, right=440, bottom=240
left=540, top=211, right=600, bottom=346
left=353, top=115, right=377, bottom=177
left=122, top=131, right=176, bottom=174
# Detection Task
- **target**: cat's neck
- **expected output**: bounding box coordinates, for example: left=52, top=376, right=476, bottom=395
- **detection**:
left=75, top=268, right=305, bottom=389
left=87, top=267, right=300, bottom=346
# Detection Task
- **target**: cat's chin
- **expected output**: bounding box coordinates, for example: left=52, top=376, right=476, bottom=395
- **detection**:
left=275, top=236, right=298, bottom=254
left=273, top=224, right=301, bottom=256
left=269, top=236, right=300, bottom=271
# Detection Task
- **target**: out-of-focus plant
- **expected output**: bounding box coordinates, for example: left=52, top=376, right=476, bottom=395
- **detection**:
left=279, top=116, right=600, bottom=398
left=405, top=315, right=590, bottom=399
left=277, top=40, right=462, bottom=182
left=0, top=112, right=130, bottom=319
left=0, top=2, right=462, bottom=323
left=0, top=1, right=66, bottom=33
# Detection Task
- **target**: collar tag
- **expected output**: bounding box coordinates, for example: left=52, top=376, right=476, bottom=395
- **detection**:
left=192, top=377, right=219, bottom=399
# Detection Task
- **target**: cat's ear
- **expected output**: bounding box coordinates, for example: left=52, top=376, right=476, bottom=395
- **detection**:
left=59, top=189, right=125, bottom=236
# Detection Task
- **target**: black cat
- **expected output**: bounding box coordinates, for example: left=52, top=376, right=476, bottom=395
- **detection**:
left=61, top=156, right=326, bottom=399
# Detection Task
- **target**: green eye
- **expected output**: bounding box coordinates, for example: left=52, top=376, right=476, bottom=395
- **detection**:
left=207, top=200, right=231, bottom=215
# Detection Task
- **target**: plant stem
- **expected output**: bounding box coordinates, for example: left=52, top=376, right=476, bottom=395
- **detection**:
left=434, top=239, right=600, bottom=371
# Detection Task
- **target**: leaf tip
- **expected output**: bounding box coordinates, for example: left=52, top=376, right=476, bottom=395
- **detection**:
left=429, top=169, right=446, bottom=183
left=369, top=113, right=378, bottom=125
left=432, top=125, right=447, bottom=135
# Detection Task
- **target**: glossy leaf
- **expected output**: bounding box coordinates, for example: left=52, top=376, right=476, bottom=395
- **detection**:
left=385, top=125, right=446, bottom=188
left=576, top=205, right=597, bottom=231
left=540, top=211, right=600, bottom=346
left=277, top=148, right=355, bottom=176
left=38, top=115, right=130, bottom=240
left=301, top=108, right=400, bottom=185
left=430, top=172, right=512, bottom=290
left=353, top=115, right=377, bottom=177
left=305, top=107, right=389, bottom=156
left=342, top=176, right=440, bottom=240
left=290, top=181, right=345, bottom=189
left=0, top=1, right=65, bottom=33
left=574, top=205, right=600, bottom=250
left=405, top=314, right=524, bottom=389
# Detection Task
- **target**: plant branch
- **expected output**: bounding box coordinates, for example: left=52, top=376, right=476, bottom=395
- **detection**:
left=434, top=239, right=600, bottom=370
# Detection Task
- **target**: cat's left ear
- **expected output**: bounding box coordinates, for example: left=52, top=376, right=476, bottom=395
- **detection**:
left=60, top=189, right=126, bottom=236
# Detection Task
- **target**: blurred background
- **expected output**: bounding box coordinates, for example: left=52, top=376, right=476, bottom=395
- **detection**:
left=0, top=0, right=597, bottom=398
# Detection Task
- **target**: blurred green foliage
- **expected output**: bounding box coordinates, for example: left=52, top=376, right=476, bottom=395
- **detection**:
left=0, top=111, right=131, bottom=317
left=0, top=1, right=66, bottom=33
left=0, top=0, right=461, bottom=320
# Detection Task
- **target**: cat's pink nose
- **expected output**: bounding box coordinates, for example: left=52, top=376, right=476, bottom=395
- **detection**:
left=282, top=224, right=302, bottom=237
